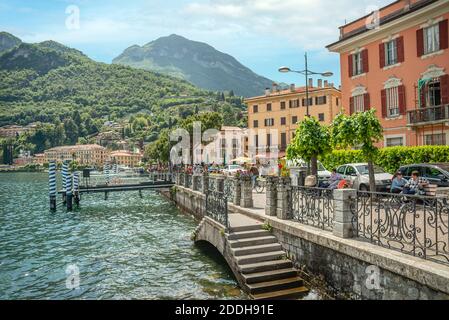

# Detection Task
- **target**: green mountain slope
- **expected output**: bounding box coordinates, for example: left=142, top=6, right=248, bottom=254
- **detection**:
left=113, top=34, right=273, bottom=97
left=0, top=32, right=21, bottom=54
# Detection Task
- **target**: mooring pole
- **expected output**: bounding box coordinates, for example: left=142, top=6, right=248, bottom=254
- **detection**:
left=49, top=160, right=57, bottom=212
left=61, top=160, right=68, bottom=204
left=73, top=172, right=80, bottom=207
left=66, top=171, right=73, bottom=211
left=104, top=161, right=110, bottom=185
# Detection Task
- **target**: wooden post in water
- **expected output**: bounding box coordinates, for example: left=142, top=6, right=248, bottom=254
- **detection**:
left=61, top=161, right=68, bottom=204
left=73, top=172, right=80, bottom=207
left=66, top=171, right=73, bottom=211
left=49, top=160, right=57, bottom=212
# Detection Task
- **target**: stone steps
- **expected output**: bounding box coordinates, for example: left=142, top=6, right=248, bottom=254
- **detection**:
left=228, top=229, right=271, bottom=240
left=242, top=268, right=298, bottom=284
left=236, top=250, right=286, bottom=265
left=229, top=224, right=263, bottom=233
left=229, top=236, right=277, bottom=248
left=239, top=259, right=293, bottom=274
left=252, top=286, right=310, bottom=300
left=245, top=276, right=304, bottom=294
left=232, top=243, right=282, bottom=256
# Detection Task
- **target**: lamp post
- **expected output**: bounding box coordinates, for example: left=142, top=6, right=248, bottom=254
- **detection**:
left=278, top=52, right=333, bottom=117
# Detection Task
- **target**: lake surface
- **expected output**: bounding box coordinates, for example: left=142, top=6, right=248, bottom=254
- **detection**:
left=0, top=172, right=247, bottom=299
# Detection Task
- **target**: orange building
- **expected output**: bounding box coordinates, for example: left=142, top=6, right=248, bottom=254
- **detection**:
left=45, top=144, right=107, bottom=166
left=327, top=0, right=449, bottom=147
left=245, top=82, right=342, bottom=156
left=108, top=150, right=143, bottom=167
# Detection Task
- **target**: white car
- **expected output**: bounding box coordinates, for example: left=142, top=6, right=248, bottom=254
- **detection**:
left=336, top=163, right=393, bottom=191
left=223, top=164, right=244, bottom=176
left=287, top=158, right=332, bottom=183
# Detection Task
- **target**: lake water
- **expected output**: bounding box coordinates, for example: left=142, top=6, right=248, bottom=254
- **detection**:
left=0, top=172, right=247, bottom=299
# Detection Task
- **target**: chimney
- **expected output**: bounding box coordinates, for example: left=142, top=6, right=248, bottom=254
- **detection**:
left=290, top=84, right=295, bottom=92
left=308, top=78, right=313, bottom=88
left=318, top=79, right=323, bottom=88
left=272, top=83, right=278, bottom=93
left=339, top=85, right=342, bottom=90
left=265, top=88, right=270, bottom=96
left=324, top=80, right=329, bottom=87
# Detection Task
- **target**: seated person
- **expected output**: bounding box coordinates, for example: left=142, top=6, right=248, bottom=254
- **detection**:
left=402, top=171, right=429, bottom=195
left=319, top=169, right=342, bottom=189
left=391, top=171, right=407, bottom=193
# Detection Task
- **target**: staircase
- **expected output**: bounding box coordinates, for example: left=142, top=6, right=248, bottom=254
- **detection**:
left=227, top=215, right=309, bottom=300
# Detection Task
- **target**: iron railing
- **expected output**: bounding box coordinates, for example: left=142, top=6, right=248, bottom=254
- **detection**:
left=208, top=176, right=217, bottom=191
left=224, top=178, right=235, bottom=200
left=205, top=190, right=229, bottom=229
left=290, top=186, right=334, bottom=231
left=351, top=191, right=449, bottom=265
left=185, top=174, right=192, bottom=189
left=407, top=104, right=449, bottom=125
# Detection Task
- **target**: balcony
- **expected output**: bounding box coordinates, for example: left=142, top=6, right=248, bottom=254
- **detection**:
left=407, top=105, right=449, bottom=126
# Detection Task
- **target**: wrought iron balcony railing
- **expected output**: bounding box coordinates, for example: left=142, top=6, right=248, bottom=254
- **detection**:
left=407, top=104, right=449, bottom=125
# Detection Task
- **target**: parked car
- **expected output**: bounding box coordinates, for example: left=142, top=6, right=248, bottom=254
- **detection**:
left=222, top=164, right=244, bottom=176
left=398, top=163, right=449, bottom=187
left=336, top=163, right=393, bottom=191
left=287, top=158, right=331, bottom=183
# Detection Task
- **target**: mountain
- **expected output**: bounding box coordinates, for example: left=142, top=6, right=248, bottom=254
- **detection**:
left=0, top=33, right=247, bottom=150
left=0, top=32, right=22, bottom=54
left=113, top=34, right=273, bottom=97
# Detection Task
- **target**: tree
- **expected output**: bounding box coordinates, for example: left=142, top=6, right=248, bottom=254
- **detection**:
left=330, top=109, right=383, bottom=192
left=286, top=116, right=331, bottom=179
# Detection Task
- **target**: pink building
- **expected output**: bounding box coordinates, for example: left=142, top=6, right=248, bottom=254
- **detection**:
left=327, top=0, right=449, bottom=147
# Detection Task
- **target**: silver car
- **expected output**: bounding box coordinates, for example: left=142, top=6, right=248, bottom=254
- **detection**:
left=336, top=163, right=393, bottom=191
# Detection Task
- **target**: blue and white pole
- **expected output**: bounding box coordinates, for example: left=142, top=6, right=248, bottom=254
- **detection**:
left=104, top=162, right=110, bottom=185
left=49, top=160, right=57, bottom=211
left=66, top=170, right=73, bottom=211
left=61, top=160, right=68, bottom=204
left=73, top=172, right=80, bottom=206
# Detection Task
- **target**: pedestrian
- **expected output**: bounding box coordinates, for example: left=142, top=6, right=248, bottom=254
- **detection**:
left=391, top=171, right=407, bottom=194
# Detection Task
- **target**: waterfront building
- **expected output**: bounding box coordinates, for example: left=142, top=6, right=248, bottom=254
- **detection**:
left=245, top=82, right=342, bottom=157
left=45, top=144, right=107, bottom=166
left=327, top=0, right=449, bottom=147
left=108, top=150, right=143, bottom=167
left=32, top=153, right=47, bottom=165
left=202, top=126, right=248, bottom=165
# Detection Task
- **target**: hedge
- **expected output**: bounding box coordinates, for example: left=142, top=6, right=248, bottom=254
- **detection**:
left=320, top=146, right=449, bottom=174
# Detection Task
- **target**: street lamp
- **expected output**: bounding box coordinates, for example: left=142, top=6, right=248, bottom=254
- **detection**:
left=278, top=53, right=333, bottom=117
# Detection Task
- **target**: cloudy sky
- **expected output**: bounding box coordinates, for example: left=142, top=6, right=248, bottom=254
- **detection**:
left=0, top=0, right=392, bottom=87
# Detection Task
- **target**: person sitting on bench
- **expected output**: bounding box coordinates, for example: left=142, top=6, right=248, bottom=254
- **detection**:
left=402, top=171, right=428, bottom=195
left=391, top=171, right=407, bottom=194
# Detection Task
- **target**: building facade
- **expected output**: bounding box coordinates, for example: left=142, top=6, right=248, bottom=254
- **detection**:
left=327, top=0, right=449, bottom=147
left=108, top=150, right=142, bottom=167
left=45, top=144, right=107, bottom=166
left=245, top=82, right=342, bottom=157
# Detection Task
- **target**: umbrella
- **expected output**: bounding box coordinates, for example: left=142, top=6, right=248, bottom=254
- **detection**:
left=230, top=157, right=252, bottom=163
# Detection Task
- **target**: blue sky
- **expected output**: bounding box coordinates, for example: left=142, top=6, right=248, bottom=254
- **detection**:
left=0, top=0, right=392, bottom=88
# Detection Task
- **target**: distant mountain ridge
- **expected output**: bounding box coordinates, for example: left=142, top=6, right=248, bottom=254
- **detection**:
left=113, top=34, right=273, bottom=97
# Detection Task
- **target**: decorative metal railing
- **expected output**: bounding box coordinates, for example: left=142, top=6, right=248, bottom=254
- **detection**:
left=208, top=176, right=217, bottom=191
left=205, top=190, right=229, bottom=229
left=224, top=178, right=235, bottom=200
left=195, top=174, right=203, bottom=191
left=185, top=174, right=192, bottom=189
left=290, top=186, right=334, bottom=231
left=407, top=104, right=449, bottom=125
left=351, top=191, right=449, bottom=266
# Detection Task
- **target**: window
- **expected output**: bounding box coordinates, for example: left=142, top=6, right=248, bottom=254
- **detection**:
left=280, top=117, right=286, bottom=125
left=267, top=103, right=272, bottom=111
left=353, top=94, right=365, bottom=113
left=386, top=137, right=403, bottom=147
left=280, top=133, right=287, bottom=151
left=302, top=98, right=313, bottom=106
left=280, top=101, right=286, bottom=110
left=253, top=120, right=258, bottom=128
left=423, top=167, right=444, bottom=180
left=424, top=24, right=440, bottom=54
left=337, top=166, right=347, bottom=175
left=353, top=52, right=363, bottom=75
left=315, top=96, right=327, bottom=105
left=346, top=166, right=357, bottom=176
left=253, top=105, right=258, bottom=113
left=254, top=135, right=259, bottom=148
left=427, top=80, right=441, bottom=107
left=292, top=116, right=298, bottom=124
left=425, top=133, right=446, bottom=145
left=266, top=134, right=271, bottom=148
left=318, top=113, right=325, bottom=122
left=385, top=40, right=397, bottom=66
left=386, top=86, right=400, bottom=117
left=336, top=98, right=339, bottom=106
left=264, top=118, right=274, bottom=126
left=289, top=99, right=299, bottom=108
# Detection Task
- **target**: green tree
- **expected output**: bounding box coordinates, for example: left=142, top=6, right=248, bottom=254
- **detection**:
left=287, top=116, right=331, bottom=178
left=64, top=118, right=79, bottom=145
left=330, top=109, right=383, bottom=191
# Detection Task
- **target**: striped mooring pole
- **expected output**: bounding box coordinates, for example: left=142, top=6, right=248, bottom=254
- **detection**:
left=49, top=160, right=57, bottom=212
left=61, top=160, right=68, bottom=204
left=66, top=170, right=73, bottom=211
left=104, top=162, right=110, bottom=185
left=73, top=172, right=80, bottom=207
